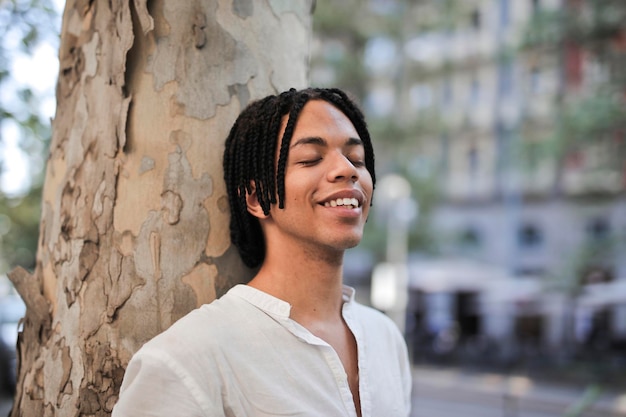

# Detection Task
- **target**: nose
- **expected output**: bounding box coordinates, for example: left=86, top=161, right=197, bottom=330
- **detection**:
left=327, top=152, right=359, bottom=183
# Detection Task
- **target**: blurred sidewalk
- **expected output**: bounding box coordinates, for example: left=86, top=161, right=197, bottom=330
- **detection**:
left=412, top=364, right=626, bottom=417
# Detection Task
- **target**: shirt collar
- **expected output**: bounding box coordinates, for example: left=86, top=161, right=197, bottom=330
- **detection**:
left=229, top=284, right=357, bottom=319
left=341, top=285, right=356, bottom=304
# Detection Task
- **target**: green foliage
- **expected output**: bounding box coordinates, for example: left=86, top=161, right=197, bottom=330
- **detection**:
left=564, top=384, right=603, bottom=417
left=521, top=91, right=626, bottom=166
left=0, top=185, right=41, bottom=272
left=556, top=91, right=626, bottom=145
left=522, top=0, right=626, bottom=50
left=522, top=9, right=569, bottom=49
left=0, top=0, right=59, bottom=273
left=519, top=1, right=626, bottom=186
left=311, top=0, right=383, bottom=98
left=548, top=231, right=619, bottom=296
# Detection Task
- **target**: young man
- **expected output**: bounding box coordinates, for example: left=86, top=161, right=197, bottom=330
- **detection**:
left=113, top=88, right=412, bottom=417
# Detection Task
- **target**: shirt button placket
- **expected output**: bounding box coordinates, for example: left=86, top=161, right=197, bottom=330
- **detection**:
left=321, top=346, right=358, bottom=417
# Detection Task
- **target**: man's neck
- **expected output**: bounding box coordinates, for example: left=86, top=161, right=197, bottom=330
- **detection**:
left=247, top=244, right=346, bottom=324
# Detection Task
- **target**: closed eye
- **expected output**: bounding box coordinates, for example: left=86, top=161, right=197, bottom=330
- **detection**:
left=298, top=158, right=322, bottom=166
left=350, top=159, right=365, bottom=167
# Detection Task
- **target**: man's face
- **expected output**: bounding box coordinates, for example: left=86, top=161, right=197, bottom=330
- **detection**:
left=263, top=99, right=374, bottom=254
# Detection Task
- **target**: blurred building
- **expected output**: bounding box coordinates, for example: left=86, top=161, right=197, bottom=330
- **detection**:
left=313, top=0, right=626, bottom=363
left=404, top=0, right=626, bottom=358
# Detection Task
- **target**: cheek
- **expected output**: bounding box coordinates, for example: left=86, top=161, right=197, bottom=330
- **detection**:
left=361, top=172, right=374, bottom=201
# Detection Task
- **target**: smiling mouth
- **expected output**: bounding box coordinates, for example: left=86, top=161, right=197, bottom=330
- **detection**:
left=323, top=197, right=360, bottom=209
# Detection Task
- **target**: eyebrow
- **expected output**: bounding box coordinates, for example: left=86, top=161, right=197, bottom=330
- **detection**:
left=290, top=136, right=363, bottom=149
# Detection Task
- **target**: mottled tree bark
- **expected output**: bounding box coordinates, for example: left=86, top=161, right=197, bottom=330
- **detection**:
left=8, top=1, right=312, bottom=415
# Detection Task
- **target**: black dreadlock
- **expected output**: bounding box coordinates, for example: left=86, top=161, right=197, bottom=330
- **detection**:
left=223, top=87, right=376, bottom=268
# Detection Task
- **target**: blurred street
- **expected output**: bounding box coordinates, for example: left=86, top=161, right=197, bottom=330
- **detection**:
left=0, top=393, right=10, bottom=416
left=1, top=365, right=624, bottom=416
left=411, top=365, right=626, bottom=417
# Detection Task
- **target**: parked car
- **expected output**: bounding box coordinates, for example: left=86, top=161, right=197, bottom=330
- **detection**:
left=0, top=295, right=25, bottom=394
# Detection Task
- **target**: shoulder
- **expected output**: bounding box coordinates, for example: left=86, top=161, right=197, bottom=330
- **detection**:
left=136, top=289, right=254, bottom=360
left=349, top=301, right=408, bottom=351
left=352, top=302, right=399, bottom=333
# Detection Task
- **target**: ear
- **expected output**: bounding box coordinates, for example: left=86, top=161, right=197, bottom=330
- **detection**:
left=245, top=181, right=269, bottom=219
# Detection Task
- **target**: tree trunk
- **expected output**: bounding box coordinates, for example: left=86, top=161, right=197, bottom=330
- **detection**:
left=7, top=0, right=312, bottom=415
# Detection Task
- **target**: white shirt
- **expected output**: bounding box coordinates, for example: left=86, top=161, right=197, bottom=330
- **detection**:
left=112, top=285, right=412, bottom=417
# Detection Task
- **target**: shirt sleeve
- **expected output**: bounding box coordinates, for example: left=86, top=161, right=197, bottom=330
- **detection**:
left=112, top=350, right=217, bottom=417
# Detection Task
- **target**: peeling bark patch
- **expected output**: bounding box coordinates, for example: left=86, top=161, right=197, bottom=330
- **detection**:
left=117, top=95, right=132, bottom=151
left=58, top=27, right=98, bottom=99
left=82, top=32, right=99, bottom=79
left=269, top=0, right=315, bottom=18
left=233, top=0, right=254, bottom=18
left=132, top=0, right=155, bottom=34
left=217, top=195, right=229, bottom=213
left=92, top=179, right=107, bottom=218
left=58, top=39, right=85, bottom=98
left=7, top=267, right=52, bottom=331
left=30, top=330, right=77, bottom=412
left=12, top=268, right=53, bottom=416
left=25, top=359, right=45, bottom=400
left=119, top=230, right=135, bottom=256
left=59, top=182, right=80, bottom=239
left=149, top=231, right=162, bottom=281
left=192, top=13, right=206, bottom=48
left=53, top=339, right=73, bottom=407
left=210, top=245, right=255, bottom=298
left=79, top=387, right=101, bottom=414
left=62, top=241, right=86, bottom=307
left=106, top=245, right=143, bottom=321
left=139, top=156, right=155, bottom=174
left=161, top=190, right=183, bottom=225
left=81, top=340, right=125, bottom=414
left=147, top=2, right=257, bottom=119
left=181, top=263, right=216, bottom=307
left=79, top=241, right=99, bottom=282
left=59, top=155, right=103, bottom=245
left=76, top=0, right=95, bottom=18
left=227, top=83, right=250, bottom=110
left=134, top=144, right=213, bottom=326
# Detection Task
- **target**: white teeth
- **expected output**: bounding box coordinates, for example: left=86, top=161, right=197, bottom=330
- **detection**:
left=323, top=197, right=360, bottom=208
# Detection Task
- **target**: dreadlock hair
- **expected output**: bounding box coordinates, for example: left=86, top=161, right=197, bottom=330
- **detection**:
left=223, top=87, right=376, bottom=268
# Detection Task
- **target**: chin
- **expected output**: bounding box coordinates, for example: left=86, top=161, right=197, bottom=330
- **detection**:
left=320, top=228, right=364, bottom=251
left=336, top=235, right=363, bottom=250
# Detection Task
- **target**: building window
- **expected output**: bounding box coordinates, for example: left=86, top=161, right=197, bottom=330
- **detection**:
left=497, top=60, right=513, bottom=98
left=468, top=146, right=478, bottom=177
left=499, top=0, right=510, bottom=28
left=365, top=86, right=395, bottom=117
left=587, top=217, right=610, bottom=241
left=439, top=133, right=450, bottom=176
left=459, top=226, right=482, bottom=249
left=471, top=9, right=482, bottom=30
left=441, top=78, right=453, bottom=106
left=581, top=266, right=613, bottom=285
left=529, top=66, right=541, bottom=93
left=469, top=77, right=481, bottom=104
left=518, top=223, right=543, bottom=248
left=531, top=0, right=541, bottom=14
left=410, top=83, right=433, bottom=110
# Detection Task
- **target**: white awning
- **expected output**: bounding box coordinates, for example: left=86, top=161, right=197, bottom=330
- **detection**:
left=408, top=258, right=510, bottom=293
left=578, top=280, right=626, bottom=307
